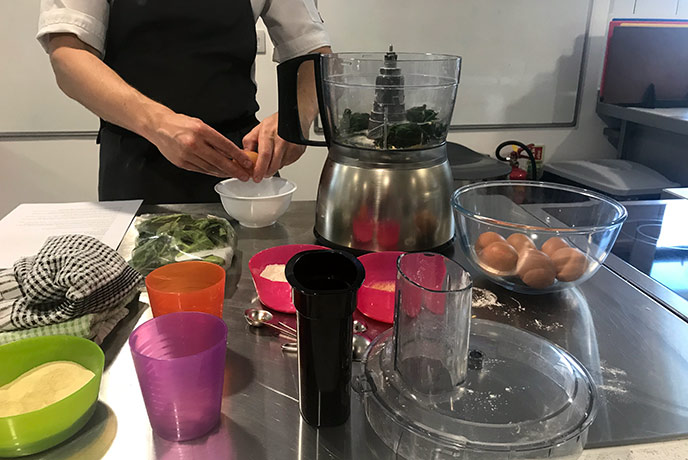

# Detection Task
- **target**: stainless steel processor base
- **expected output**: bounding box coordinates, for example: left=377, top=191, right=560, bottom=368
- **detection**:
left=315, top=144, right=455, bottom=252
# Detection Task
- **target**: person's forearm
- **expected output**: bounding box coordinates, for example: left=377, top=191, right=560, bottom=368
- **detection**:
left=242, top=46, right=331, bottom=179
left=48, top=34, right=171, bottom=141
left=47, top=33, right=253, bottom=179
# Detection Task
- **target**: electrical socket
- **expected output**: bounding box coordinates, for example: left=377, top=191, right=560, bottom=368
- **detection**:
left=256, top=29, right=267, bottom=54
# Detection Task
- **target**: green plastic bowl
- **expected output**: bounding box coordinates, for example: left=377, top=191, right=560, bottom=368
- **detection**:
left=0, top=335, right=104, bottom=457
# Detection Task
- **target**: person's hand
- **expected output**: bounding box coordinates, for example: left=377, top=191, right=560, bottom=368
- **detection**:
left=149, top=111, right=254, bottom=180
left=242, top=113, right=307, bottom=182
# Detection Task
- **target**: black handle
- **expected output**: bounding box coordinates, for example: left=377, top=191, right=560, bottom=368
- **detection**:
left=277, top=53, right=329, bottom=147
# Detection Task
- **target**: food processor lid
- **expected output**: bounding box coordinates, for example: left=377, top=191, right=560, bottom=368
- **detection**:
left=322, top=52, right=461, bottom=88
left=361, top=319, right=597, bottom=455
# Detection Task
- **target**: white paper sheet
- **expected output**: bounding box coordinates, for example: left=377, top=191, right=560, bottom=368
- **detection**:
left=0, top=200, right=142, bottom=268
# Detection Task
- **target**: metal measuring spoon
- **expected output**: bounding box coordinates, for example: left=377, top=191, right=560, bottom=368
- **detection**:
left=281, top=334, right=371, bottom=362
left=281, top=342, right=298, bottom=353
left=273, top=319, right=365, bottom=341
left=352, top=334, right=371, bottom=361
left=353, top=319, right=367, bottom=334
left=244, top=308, right=297, bottom=339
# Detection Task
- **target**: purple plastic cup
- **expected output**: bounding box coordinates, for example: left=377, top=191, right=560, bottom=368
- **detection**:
left=129, top=311, right=228, bottom=441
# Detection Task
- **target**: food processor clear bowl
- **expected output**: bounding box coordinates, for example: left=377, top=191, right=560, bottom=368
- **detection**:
left=320, top=52, right=460, bottom=151
left=358, top=319, right=598, bottom=460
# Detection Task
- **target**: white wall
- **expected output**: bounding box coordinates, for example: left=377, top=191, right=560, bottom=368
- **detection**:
left=2, top=0, right=687, bottom=218
left=0, top=139, right=99, bottom=218
left=444, top=0, right=616, bottom=163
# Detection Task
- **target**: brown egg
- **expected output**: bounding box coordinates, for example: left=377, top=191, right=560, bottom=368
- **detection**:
left=551, top=247, right=589, bottom=282
left=541, top=237, right=569, bottom=257
left=237, top=150, right=259, bottom=172
left=506, top=233, right=536, bottom=254
left=516, top=249, right=556, bottom=289
left=478, top=241, right=519, bottom=274
left=243, top=149, right=259, bottom=164
left=475, top=232, right=506, bottom=254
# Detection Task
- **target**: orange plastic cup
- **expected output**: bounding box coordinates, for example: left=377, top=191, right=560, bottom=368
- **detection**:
left=145, top=261, right=226, bottom=318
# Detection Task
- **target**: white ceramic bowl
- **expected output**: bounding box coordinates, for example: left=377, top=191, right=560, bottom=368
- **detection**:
left=215, top=177, right=297, bottom=228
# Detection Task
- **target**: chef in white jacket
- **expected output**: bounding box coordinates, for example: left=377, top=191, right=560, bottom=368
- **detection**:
left=37, top=0, right=331, bottom=203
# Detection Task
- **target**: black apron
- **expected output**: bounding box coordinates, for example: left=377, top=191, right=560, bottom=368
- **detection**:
left=99, top=0, right=259, bottom=204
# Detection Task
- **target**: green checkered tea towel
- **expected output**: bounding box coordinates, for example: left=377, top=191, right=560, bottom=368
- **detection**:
left=0, top=293, right=134, bottom=346
left=0, top=234, right=142, bottom=343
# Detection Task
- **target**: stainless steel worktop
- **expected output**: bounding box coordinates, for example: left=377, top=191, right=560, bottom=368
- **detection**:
left=25, top=201, right=688, bottom=459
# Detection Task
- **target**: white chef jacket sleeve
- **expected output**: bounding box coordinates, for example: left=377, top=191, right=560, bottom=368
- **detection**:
left=260, top=0, right=331, bottom=63
left=36, top=0, right=110, bottom=57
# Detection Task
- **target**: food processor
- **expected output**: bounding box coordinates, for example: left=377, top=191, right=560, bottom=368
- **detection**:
left=277, top=48, right=461, bottom=252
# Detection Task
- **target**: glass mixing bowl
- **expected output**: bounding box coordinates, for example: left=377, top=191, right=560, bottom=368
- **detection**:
left=452, top=181, right=627, bottom=294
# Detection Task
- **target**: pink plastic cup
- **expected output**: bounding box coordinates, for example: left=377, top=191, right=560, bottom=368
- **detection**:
left=129, top=311, right=228, bottom=441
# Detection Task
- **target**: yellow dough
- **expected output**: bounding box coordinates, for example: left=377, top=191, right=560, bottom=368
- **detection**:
left=369, top=280, right=395, bottom=292
left=260, top=264, right=287, bottom=283
left=0, top=361, right=95, bottom=417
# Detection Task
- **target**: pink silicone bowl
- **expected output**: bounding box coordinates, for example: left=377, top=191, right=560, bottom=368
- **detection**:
left=356, top=251, right=404, bottom=324
left=248, top=244, right=328, bottom=313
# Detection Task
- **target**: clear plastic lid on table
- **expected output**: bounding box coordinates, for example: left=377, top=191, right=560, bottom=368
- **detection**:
left=359, top=319, right=597, bottom=459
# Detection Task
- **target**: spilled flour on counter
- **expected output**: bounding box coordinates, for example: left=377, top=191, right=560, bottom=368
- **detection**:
left=471, top=288, right=527, bottom=320
left=470, top=288, right=562, bottom=331
left=597, top=362, right=630, bottom=398
left=598, top=384, right=629, bottom=396
left=602, top=364, right=628, bottom=379
left=531, top=319, right=564, bottom=332
left=472, top=288, right=501, bottom=308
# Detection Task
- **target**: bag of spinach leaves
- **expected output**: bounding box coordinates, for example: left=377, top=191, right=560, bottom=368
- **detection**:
left=129, top=213, right=237, bottom=275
